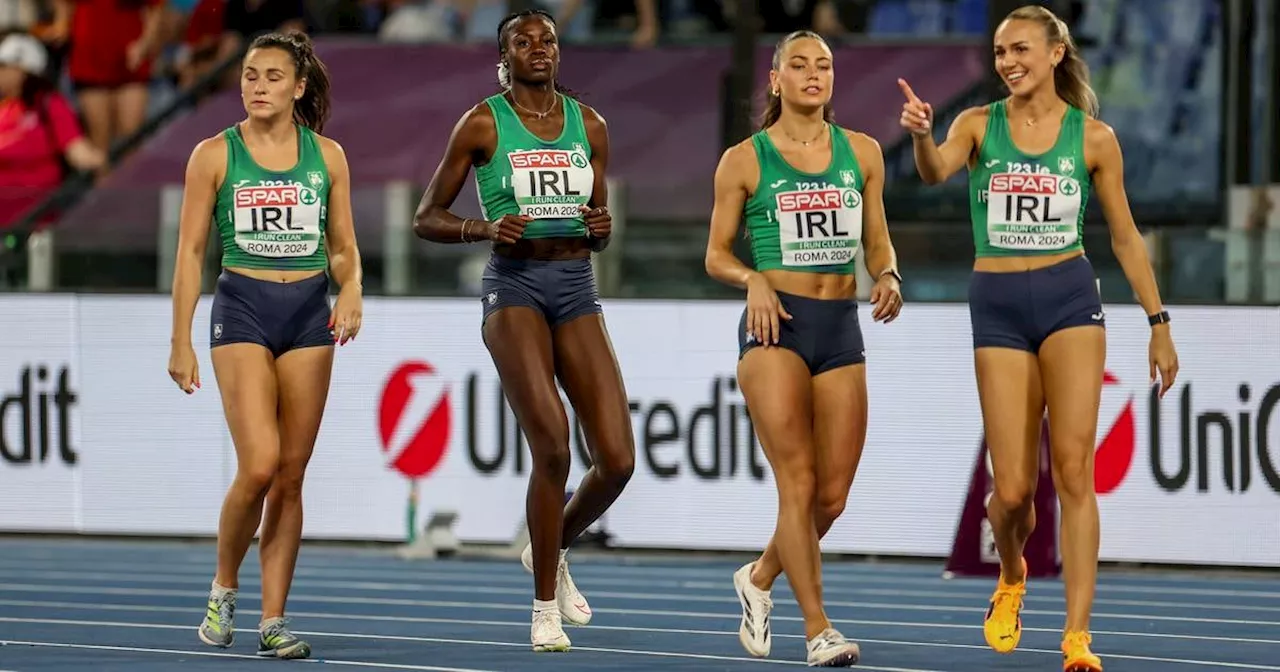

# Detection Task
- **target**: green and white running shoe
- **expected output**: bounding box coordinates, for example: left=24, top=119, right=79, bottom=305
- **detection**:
left=258, top=617, right=311, bottom=659
left=197, top=587, right=236, bottom=648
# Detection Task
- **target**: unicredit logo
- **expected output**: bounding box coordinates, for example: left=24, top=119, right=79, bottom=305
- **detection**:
left=1095, top=371, right=1280, bottom=495
left=378, top=361, right=452, bottom=479
left=1094, top=371, right=1136, bottom=495
left=373, top=362, right=768, bottom=481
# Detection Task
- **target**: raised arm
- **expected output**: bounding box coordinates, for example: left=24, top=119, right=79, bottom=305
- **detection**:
left=898, top=78, right=983, bottom=185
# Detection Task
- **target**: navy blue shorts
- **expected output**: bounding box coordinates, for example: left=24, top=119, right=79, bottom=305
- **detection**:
left=479, top=254, right=602, bottom=328
left=210, top=269, right=333, bottom=357
left=738, top=291, right=866, bottom=375
left=968, top=254, right=1105, bottom=353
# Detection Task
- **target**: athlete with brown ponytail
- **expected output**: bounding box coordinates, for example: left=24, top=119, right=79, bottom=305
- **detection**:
left=899, top=6, right=1178, bottom=671
left=170, top=30, right=362, bottom=660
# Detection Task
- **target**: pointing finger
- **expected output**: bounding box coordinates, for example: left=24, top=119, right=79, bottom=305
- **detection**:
left=897, top=78, right=921, bottom=104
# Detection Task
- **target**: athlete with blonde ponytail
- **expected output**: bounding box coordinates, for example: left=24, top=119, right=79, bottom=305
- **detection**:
left=898, top=6, right=1178, bottom=671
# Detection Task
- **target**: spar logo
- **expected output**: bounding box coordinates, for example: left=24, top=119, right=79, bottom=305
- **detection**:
left=1094, top=371, right=1136, bottom=495
left=377, top=361, right=451, bottom=480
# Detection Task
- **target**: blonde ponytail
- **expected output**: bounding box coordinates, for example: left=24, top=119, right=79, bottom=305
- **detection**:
left=1005, top=5, right=1099, bottom=117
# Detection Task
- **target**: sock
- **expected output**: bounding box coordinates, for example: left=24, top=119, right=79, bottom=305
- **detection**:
left=210, top=580, right=236, bottom=599
left=260, top=615, right=285, bottom=630
left=533, top=599, right=557, bottom=613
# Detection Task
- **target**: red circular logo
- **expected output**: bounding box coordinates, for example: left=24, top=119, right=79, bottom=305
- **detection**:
left=1094, top=371, right=1136, bottom=495
left=377, top=361, right=452, bottom=479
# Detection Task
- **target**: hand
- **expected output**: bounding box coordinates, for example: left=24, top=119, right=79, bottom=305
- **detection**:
left=1149, top=324, right=1178, bottom=398
left=869, top=272, right=903, bottom=323
left=897, top=78, right=933, bottom=137
left=330, top=285, right=363, bottom=346
left=745, top=273, right=792, bottom=346
left=580, top=204, right=611, bottom=239
left=485, top=214, right=531, bottom=244
left=167, top=343, right=200, bottom=394
left=126, top=39, right=149, bottom=72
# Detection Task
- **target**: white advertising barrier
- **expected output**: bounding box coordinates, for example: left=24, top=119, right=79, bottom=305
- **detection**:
left=0, top=295, right=1277, bottom=567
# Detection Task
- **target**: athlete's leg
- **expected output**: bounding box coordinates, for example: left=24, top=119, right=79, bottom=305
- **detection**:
left=483, top=307, right=573, bottom=651
left=197, top=343, right=278, bottom=648
left=552, top=313, right=636, bottom=546
left=259, top=345, right=333, bottom=617
left=738, top=347, right=829, bottom=639
left=211, top=344, right=281, bottom=590
left=752, top=363, right=868, bottom=591
left=1038, top=325, right=1105, bottom=669
left=976, top=346, right=1045, bottom=652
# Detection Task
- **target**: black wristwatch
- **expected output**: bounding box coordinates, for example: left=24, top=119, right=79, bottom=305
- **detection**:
left=1148, top=310, right=1171, bottom=326
left=880, top=268, right=903, bottom=285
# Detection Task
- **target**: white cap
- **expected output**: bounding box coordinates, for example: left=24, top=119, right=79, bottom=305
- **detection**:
left=0, top=33, right=47, bottom=77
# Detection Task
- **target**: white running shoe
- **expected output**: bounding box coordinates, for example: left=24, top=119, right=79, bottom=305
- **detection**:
left=806, top=628, right=860, bottom=667
left=531, top=608, right=571, bottom=652
left=732, top=562, right=773, bottom=657
left=521, top=543, right=592, bottom=626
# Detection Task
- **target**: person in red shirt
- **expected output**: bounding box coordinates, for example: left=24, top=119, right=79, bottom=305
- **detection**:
left=63, top=0, right=163, bottom=161
left=0, top=32, right=104, bottom=229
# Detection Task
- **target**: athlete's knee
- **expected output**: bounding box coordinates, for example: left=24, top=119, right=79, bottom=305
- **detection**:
left=814, top=486, right=849, bottom=530
left=775, top=462, right=818, bottom=513
left=268, top=462, right=308, bottom=502
left=527, top=415, right=572, bottom=484
left=991, top=478, right=1036, bottom=516
left=595, top=445, right=634, bottom=488
left=235, top=453, right=280, bottom=498
left=1051, top=447, right=1095, bottom=504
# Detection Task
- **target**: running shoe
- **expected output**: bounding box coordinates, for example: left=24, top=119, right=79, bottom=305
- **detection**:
left=805, top=627, right=861, bottom=667
left=257, top=617, right=311, bottom=659
left=1062, top=630, right=1103, bottom=671
left=197, top=587, right=236, bottom=648
left=531, top=607, right=572, bottom=652
left=983, top=556, right=1027, bottom=653
left=733, top=562, right=773, bottom=657
left=521, top=543, right=592, bottom=625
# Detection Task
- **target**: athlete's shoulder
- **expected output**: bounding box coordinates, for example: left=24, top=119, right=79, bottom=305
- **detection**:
left=839, top=127, right=881, bottom=155
left=312, top=132, right=349, bottom=173
left=573, top=98, right=607, bottom=128
left=714, top=135, right=760, bottom=186
left=188, top=131, right=230, bottom=171
left=953, top=104, right=992, bottom=127
left=1083, top=116, right=1118, bottom=143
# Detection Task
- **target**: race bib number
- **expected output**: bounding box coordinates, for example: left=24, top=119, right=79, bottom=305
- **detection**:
left=509, top=149, right=593, bottom=219
left=986, top=172, right=1081, bottom=250
left=776, top=188, right=862, bottom=267
left=232, top=183, right=323, bottom=258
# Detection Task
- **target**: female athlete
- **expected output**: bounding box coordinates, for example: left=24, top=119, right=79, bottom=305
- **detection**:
left=168, top=30, right=363, bottom=660
left=705, top=29, right=903, bottom=667
left=413, top=9, right=635, bottom=653
left=899, top=5, right=1178, bottom=670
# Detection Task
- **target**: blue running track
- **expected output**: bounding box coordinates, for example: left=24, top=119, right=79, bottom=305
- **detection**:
left=0, top=538, right=1276, bottom=671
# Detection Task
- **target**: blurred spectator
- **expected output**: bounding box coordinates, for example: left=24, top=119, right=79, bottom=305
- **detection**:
left=454, top=0, right=595, bottom=43
left=62, top=0, right=164, bottom=165
left=0, top=32, right=103, bottom=228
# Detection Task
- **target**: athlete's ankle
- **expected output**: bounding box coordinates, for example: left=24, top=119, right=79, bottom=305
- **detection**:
left=749, top=561, right=776, bottom=592
left=803, top=617, right=833, bottom=640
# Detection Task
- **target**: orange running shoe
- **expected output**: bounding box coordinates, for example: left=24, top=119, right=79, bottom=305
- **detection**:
left=1062, top=631, right=1103, bottom=671
left=982, top=557, right=1026, bottom=653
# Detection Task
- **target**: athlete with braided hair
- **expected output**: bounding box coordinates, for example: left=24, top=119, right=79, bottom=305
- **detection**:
left=414, top=9, right=636, bottom=653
